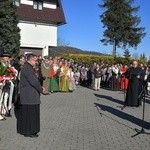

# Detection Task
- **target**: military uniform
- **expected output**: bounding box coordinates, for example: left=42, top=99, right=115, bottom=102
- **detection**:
left=41, top=60, right=50, bottom=94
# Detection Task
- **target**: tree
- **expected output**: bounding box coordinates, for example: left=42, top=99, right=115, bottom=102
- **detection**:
left=99, top=0, right=146, bottom=57
left=0, top=0, right=20, bottom=55
left=139, top=53, right=147, bottom=62
left=57, top=37, right=70, bottom=47
left=124, top=49, right=131, bottom=58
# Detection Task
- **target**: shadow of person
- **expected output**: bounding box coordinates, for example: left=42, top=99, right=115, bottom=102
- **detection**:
left=94, top=103, right=150, bottom=130
left=94, top=93, right=124, bottom=105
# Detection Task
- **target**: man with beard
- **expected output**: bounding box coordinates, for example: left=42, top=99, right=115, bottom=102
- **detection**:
left=125, top=60, right=143, bottom=107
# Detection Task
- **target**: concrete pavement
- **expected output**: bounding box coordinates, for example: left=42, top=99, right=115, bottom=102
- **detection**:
left=0, top=86, right=150, bottom=150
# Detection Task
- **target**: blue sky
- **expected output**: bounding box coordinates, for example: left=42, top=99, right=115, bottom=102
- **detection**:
left=58, top=0, right=150, bottom=59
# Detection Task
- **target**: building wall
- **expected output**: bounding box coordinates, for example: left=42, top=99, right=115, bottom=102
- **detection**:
left=21, top=0, right=33, bottom=5
left=44, top=2, right=56, bottom=9
left=18, top=21, right=57, bottom=47
left=20, top=47, right=42, bottom=56
left=17, top=1, right=63, bottom=56
left=21, top=0, right=57, bottom=9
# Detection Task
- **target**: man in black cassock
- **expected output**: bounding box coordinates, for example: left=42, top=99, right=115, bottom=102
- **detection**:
left=125, top=60, right=143, bottom=107
left=17, top=54, right=45, bottom=138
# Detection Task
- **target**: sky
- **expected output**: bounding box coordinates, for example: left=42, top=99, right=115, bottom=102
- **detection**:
left=58, top=0, right=150, bottom=59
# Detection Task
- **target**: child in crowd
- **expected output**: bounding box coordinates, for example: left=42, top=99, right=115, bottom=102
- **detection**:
left=68, top=67, right=76, bottom=92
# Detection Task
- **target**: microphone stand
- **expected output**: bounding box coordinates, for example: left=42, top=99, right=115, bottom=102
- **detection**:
left=121, top=76, right=127, bottom=110
left=117, top=75, right=126, bottom=110
left=131, top=79, right=150, bottom=137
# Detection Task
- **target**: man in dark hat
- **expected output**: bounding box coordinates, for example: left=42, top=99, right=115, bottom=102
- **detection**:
left=0, top=52, right=17, bottom=118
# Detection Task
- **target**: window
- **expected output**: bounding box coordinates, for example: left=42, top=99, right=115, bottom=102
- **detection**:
left=33, top=1, right=43, bottom=10
left=13, top=0, right=20, bottom=6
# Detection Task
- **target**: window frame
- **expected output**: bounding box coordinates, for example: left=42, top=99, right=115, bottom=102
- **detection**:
left=13, top=0, right=20, bottom=7
left=33, top=1, right=43, bottom=10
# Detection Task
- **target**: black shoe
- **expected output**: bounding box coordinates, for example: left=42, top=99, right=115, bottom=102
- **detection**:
left=5, top=113, right=12, bottom=117
left=30, top=134, right=39, bottom=138
left=24, top=134, right=38, bottom=138
left=24, top=135, right=30, bottom=137
left=44, top=92, right=50, bottom=95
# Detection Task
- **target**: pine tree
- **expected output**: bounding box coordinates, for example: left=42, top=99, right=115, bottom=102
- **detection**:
left=140, top=53, right=147, bottom=62
left=124, top=49, right=131, bottom=58
left=0, top=0, right=20, bottom=55
left=99, top=0, right=146, bottom=57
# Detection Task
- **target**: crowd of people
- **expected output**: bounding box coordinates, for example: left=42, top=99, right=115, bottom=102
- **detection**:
left=39, top=56, right=77, bottom=94
left=1, top=50, right=150, bottom=137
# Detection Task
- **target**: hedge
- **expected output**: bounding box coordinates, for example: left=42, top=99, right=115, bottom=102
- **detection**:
left=62, top=54, right=147, bottom=66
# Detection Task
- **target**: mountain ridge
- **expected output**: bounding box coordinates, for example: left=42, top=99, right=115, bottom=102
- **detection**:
left=49, top=46, right=107, bottom=57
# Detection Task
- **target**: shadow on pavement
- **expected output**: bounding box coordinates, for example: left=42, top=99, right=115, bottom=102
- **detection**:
left=94, top=103, right=150, bottom=130
left=94, top=93, right=124, bottom=105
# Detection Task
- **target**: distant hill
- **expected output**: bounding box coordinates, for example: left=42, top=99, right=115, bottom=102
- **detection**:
left=49, top=46, right=107, bottom=57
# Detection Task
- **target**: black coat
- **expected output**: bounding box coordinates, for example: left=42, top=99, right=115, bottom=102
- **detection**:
left=94, top=68, right=102, bottom=78
left=125, top=67, right=142, bottom=106
left=20, top=62, right=42, bottom=105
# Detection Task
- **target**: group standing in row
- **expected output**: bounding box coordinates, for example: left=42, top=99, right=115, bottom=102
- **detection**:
left=1, top=51, right=150, bottom=138
left=91, top=60, right=150, bottom=107
left=39, top=56, right=77, bottom=94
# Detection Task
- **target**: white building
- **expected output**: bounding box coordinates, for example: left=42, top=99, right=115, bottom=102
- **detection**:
left=14, top=0, right=66, bottom=56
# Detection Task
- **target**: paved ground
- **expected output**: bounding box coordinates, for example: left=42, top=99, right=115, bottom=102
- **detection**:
left=0, top=86, right=150, bottom=150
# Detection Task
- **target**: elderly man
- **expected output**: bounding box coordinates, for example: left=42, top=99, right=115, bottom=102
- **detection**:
left=17, top=54, right=45, bottom=137
left=125, top=60, right=143, bottom=107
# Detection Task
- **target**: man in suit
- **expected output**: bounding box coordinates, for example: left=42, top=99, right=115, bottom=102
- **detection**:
left=17, top=53, right=45, bottom=138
